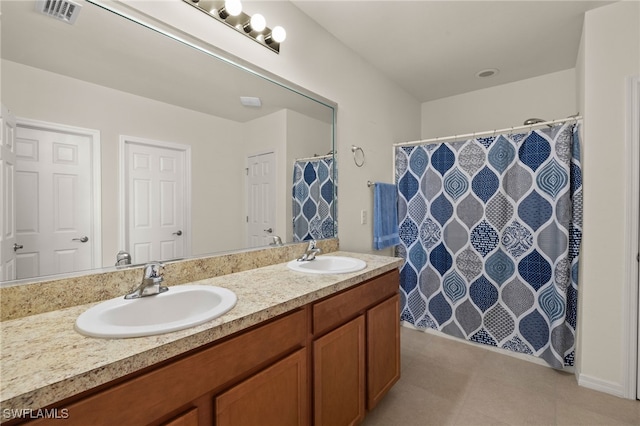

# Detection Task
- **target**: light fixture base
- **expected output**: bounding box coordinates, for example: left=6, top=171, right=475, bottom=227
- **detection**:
left=182, top=0, right=283, bottom=54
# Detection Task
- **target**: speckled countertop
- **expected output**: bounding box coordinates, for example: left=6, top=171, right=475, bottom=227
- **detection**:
left=0, top=251, right=402, bottom=418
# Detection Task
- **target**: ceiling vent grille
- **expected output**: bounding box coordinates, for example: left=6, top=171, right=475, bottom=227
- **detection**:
left=35, top=0, right=82, bottom=25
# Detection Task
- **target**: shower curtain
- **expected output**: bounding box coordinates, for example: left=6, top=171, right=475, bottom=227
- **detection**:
left=396, top=122, right=582, bottom=368
left=292, top=157, right=337, bottom=241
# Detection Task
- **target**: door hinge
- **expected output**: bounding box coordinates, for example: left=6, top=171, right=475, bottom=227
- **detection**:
left=245, top=168, right=248, bottom=175
left=246, top=216, right=249, bottom=223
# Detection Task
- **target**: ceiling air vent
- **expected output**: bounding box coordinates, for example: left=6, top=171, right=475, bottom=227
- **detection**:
left=35, top=0, right=82, bottom=25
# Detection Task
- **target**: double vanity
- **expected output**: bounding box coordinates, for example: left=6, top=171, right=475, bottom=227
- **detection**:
left=1, top=243, right=402, bottom=425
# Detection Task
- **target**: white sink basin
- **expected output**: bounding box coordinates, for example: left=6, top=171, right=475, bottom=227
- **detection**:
left=287, top=255, right=367, bottom=274
left=75, top=285, right=237, bottom=338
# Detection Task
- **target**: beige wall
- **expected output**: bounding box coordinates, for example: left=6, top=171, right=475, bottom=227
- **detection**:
left=577, top=0, right=640, bottom=395
left=421, top=69, right=577, bottom=138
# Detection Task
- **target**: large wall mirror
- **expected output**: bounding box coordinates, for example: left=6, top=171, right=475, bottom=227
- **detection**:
left=0, top=0, right=336, bottom=284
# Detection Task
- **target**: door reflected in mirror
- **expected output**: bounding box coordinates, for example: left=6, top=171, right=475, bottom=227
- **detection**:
left=0, top=0, right=336, bottom=283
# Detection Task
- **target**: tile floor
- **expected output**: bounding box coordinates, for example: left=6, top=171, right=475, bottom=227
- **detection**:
left=363, top=327, right=640, bottom=426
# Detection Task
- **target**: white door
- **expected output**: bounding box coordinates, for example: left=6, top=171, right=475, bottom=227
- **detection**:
left=14, top=124, right=96, bottom=279
left=124, top=138, right=189, bottom=264
left=0, top=105, right=17, bottom=281
left=247, top=152, right=276, bottom=247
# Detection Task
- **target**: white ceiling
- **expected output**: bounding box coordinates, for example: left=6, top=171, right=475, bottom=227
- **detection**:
left=291, top=0, right=615, bottom=102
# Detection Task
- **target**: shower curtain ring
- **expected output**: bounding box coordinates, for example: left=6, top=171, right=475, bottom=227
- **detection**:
left=352, top=145, right=365, bottom=167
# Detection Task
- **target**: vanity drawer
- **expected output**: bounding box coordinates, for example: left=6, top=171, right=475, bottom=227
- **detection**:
left=312, top=270, right=398, bottom=336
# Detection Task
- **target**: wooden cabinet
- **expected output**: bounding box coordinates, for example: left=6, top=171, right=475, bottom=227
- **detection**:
left=313, top=316, right=365, bottom=426
left=216, top=349, right=308, bottom=426
left=28, top=309, right=308, bottom=426
left=20, top=269, right=400, bottom=426
left=312, top=270, right=400, bottom=425
left=367, top=293, right=401, bottom=409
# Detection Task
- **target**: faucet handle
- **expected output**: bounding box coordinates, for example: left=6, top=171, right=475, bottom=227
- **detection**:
left=307, top=239, right=317, bottom=250
left=143, top=262, right=165, bottom=279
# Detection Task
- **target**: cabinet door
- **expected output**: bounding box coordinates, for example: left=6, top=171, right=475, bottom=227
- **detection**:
left=367, top=294, right=400, bottom=410
left=313, top=315, right=365, bottom=426
left=216, top=348, right=308, bottom=426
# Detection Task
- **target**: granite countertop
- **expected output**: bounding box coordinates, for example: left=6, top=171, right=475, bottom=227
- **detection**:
left=0, top=252, right=403, bottom=418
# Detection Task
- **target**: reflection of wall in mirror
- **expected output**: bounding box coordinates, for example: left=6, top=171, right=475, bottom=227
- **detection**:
left=284, top=110, right=332, bottom=242
left=3, top=59, right=244, bottom=266
left=3, top=59, right=333, bottom=268
left=244, top=109, right=331, bottom=244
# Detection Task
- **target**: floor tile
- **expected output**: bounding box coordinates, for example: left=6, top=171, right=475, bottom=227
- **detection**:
left=363, top=327, right=640, bottom=426
left=460, top=375, right=556, bottom=425
left=363, top=382, right=460, bottom=426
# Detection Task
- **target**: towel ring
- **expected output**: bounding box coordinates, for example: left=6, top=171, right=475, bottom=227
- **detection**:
left=352, top=145, right=365, bottom=167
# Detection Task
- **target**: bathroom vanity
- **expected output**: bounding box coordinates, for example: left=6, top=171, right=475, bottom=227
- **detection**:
left=0, top=251, right=402, bottom=425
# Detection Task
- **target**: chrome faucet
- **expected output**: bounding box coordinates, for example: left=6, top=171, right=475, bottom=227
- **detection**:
left=124, top=262, right=168, bottom=299
left=297, top=240, right=321, bottom=261
left=115, top=250, right=131, bottom=267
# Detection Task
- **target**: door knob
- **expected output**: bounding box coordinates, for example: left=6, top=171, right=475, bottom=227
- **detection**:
left=13, top=243, right=24, bottom=252
left=72, top=236, right=89, bottom=243
left=173, top=230, right=183, bottom=236
left=264, top=228, right=273, bottom=233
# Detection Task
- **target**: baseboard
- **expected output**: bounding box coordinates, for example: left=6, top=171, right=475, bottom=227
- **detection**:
left=578, top=373, right=627, bottom=399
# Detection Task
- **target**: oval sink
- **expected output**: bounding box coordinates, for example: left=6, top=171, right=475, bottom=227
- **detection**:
left=75, top=285, right=237, bottom=338
left=287, top=256, right=367, bottom=275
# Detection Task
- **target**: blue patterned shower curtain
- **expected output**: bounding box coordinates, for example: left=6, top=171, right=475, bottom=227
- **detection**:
left=396, top=123, right=582, bottom=368
left=293, top=157, right=337, bottom=241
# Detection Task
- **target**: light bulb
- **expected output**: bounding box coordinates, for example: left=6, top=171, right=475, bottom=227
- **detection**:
left=250, top=13, right=266, bottom=32
left=225, top=0, right=242, bottom=16
left=271, top=26, right=286, bottom=43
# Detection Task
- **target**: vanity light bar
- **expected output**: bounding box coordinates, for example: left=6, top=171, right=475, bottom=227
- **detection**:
left=182, top=0, right=286, bottom=54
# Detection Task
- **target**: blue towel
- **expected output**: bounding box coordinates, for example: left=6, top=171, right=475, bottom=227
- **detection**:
left=373, top=183, right=401, bottom=250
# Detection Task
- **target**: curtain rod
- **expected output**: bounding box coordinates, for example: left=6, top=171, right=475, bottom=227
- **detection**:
left=393, top=115, right=582, bottom=148
left=294, top=153, right=333, bottom=162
